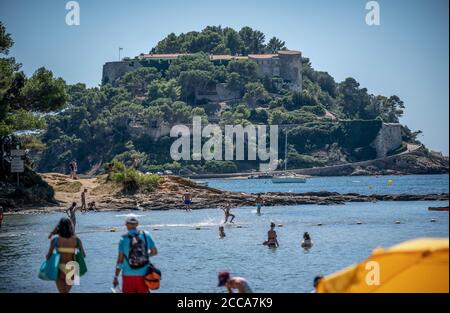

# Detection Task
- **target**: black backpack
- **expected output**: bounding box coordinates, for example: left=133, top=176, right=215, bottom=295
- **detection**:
left=126, top=231, right=149, bottom=269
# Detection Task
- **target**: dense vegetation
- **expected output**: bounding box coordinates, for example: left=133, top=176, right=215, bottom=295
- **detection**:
left=0, top=24, right=421, bottom=176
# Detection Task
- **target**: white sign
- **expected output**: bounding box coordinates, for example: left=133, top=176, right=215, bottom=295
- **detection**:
left=11, top=149, right=25, bottom=157
left=11, top=157, right=24, bottom=173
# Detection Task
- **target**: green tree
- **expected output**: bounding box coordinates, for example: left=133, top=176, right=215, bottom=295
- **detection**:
left=265, top=37, right=286, bottom=53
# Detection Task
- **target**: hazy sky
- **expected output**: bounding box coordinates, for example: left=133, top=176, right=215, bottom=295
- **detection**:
left=0, top=0, right=448, bottom=154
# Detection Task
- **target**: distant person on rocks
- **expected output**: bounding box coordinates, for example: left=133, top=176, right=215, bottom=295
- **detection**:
left=263, top=222, right=279, bottom=248
left=69, top=160, right=78, bottom=179
left=132, top=158, right=141, bottom=170
left=87, top=201, right=97, bottom=211
left=0, top=206, right=4, bottom=229
left=113, top=216, right=157, bottom=293
left=80, top=189, right=88, bottom=212
left=46, top=217, right=86, bottom=293
left=217, top=272, right=253, bottom=293
left=183, top=191, right=192, bottom=212
left=221, top=203, right=235, bottom=223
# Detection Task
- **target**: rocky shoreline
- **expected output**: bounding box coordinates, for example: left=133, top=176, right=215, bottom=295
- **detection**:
left=3, top=173, right=448, bottom=214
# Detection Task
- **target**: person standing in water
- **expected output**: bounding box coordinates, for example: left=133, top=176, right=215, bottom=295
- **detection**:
left=46, top=217, right=86, bottom=293
left=255, top=195, right=263, bottom=215
left=80, top=189, right=88, bottom=212
left=263, top=222, right=279, bottom=248
left=66, top=202, right=78, bottom=231
left=113, top=216, right=157, bottom=293
left=219, top=226, right=226, bottom=239
left=217, top=272, right=253, bottom=293
left=221, top=204, right=235, bottom=224
left=183, top=191, right=192, bottom=212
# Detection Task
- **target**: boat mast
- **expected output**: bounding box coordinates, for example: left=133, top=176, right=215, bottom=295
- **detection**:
left=284, top=129, right=288, bottom=171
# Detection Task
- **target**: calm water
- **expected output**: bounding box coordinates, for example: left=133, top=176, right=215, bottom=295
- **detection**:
left=0, top=175, right=448, bottom=293
left=202, top=174, right=449, bottom=195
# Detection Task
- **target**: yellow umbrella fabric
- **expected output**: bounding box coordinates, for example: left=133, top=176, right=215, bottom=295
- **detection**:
left=317, top=238, right=449, bottom=293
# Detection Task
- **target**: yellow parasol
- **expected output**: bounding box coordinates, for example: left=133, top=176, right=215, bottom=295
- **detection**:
left=317, top=238, right=449, bottom=293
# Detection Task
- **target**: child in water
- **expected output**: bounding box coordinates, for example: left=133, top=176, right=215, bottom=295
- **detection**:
left=219, top=226, right=226, bottom=239
left=217, top=272, right=253, bottom=293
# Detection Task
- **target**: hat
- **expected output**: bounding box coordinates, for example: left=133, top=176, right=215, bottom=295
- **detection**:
left=217, top=272, right=230, bottom=287
left=125, top=216, right=139, bottom=225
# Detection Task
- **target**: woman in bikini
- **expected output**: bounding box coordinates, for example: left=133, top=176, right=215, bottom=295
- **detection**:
left=263, top=222, right=279, bottom=248
left=46, top=218, right=86, bottom=293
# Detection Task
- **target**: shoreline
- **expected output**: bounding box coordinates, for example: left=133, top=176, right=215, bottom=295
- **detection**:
left=5, top=192, right=449, bottom=215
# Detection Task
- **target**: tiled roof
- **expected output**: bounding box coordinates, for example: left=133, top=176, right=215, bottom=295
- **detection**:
left=139, top=53, right=186, bottom=59
left=137, top=50, right=300, bottom=60
left=277, top=50, right=301, bottom=55
left=210, top=55, right=248, bottom=60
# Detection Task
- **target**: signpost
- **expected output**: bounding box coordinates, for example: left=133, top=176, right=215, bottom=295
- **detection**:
left=10, top=150, right=25, bottom=186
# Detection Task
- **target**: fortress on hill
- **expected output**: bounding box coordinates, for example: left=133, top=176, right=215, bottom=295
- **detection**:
left=102, top=50, right=303, bottom=98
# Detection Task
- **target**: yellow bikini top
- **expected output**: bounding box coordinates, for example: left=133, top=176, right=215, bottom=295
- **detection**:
left=58, top=247, right=77, bottom=254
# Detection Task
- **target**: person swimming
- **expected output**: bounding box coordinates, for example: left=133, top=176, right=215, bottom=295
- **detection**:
left=221, top=204, right=235, bottom=223
left=301, top=232, right=313, bottom=248
left=217, top=272, right=253, bottom=293
left=219, top=226, right=226, bottom=239
left=263, top=222, right=279, bottom=248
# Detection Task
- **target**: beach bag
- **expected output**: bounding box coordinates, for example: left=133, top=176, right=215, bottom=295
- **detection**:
left=144, top=264, right=161, bottom=290
left=38, top=238, right=61, bottom=281
left=127, top=231, right=149, bottom=269
left=75, top=238, right=87, bottom=276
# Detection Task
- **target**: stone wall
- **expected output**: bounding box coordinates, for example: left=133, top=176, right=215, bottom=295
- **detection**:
left=370, top=123, right=403, bottom=158
left=102, top=61, right=143, bottom=85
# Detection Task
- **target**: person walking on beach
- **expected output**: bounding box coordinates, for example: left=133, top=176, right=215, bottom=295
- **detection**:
left=0, top=206, right=4, bottom=229
left=263, top=222, right=279, bottom=248
left=217, top=272, right=253, bottom=293
left=46, top=217, right=86, bottom=293
left=183, top=191, right=192, bottom=211
left=222, top=204, right=235, bottom=224
left=113, top=216, right=158, bottom=293
left=255, top=195, right=263, bottom=215
left=80, top=189, right=88, bottom=212
left=66, top=202, right=78, bottom=231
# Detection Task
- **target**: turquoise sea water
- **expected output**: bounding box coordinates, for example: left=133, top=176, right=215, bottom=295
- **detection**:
left=0, top=175, right=448, bottom=293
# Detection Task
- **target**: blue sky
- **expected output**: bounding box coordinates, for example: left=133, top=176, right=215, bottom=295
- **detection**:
left=0, top=0, right=448, bottom=154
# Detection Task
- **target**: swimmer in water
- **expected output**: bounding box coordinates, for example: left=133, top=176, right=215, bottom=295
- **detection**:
left=301, top=232, right=313, bottom=248
left=217, top=272, right=253, bottom=293
left=263, top=222, right=279, bottom=248
left=219, top=226, right=226, bottom=239
left=255, top=195, right=263, bottom=215
left=221, top=204, right=235, bottom=223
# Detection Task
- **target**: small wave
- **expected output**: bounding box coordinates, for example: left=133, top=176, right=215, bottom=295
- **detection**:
left=115, top=213, right=145, bottom=218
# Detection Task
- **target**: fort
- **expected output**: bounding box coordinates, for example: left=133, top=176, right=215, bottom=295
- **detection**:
left=102, top=50, right=303, bottom=96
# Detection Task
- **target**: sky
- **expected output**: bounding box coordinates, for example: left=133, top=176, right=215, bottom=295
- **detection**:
left=0, top=0, right=448, bottom=155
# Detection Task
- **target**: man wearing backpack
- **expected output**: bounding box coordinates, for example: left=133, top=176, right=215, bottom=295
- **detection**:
left=113, top=216, right=157, bottom=293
